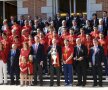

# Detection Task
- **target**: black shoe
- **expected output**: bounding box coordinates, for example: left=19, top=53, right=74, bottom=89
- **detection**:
left=4, top=83, right=8, bottom=85
left=76, top=83, right=82, bottom=86
left=99, top=85, right=102, bottom=87
left=50, top=84, right=53, bottom=86
left=16, top=81, right=20, bottom=85
left=0, top=83, right=3, bottom=85
left=82, top=84, right=86, bottom=87
left=93, top=84, right=97, bottom=87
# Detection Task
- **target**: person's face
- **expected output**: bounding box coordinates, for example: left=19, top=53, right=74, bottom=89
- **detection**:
left=93, top=40, right=98, bottom=46
left=35, top=37, right=39, bottom=43
left=10, top=16, right=14, bottom=20
left=93, top=27, right=98, bottom=32
left=103, top=12, right=107, bottom=17
left=23, top=43, right=28, bottom=49
left=86, top=35, right=90, bottom=40
left=99, top=20, right=103, bottom=25
left=3, top=21, right=7, bottom=25
left=52, top=39, right=56, bottom=45
left=24, top=21, right=28, bottom=25
left=93, top=15, right=96, bottom=19
left=69, top=30, right=74, bottom=35
left=62, top=21, right=66, bottom=26
left=76, top=39, right=81, bottom=45
left=72, top=21, right=77, bottom=26
left=80, top=30, right=84, bottom=34
left=99, top=34, right=104, bottom=38
left=12, top=44, right=17, bottom=49
left=64, top=40, right=69, bottom=46
left=86, top=20, right=90, bottom=25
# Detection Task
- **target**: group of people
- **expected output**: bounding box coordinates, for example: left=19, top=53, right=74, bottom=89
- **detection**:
left=0, top=11, right=108, bottom=87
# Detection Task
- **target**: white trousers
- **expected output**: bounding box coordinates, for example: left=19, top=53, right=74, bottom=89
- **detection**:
left=0, top=60, right=7, bottom=84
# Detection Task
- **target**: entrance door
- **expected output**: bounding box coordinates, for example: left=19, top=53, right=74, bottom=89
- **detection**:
left=5, top=1, right=17, bottom=20
left=58, top=0, right=86, bottom=15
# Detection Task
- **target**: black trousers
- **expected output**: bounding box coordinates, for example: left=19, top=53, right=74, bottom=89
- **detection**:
left=92, top=65, right=102, bottom=86
left=76, top=61, right=86, bottom=85
left=10, top=65, right=20, bottom=83
left=34, top=62, right=43, bottom=85
left=50, top=65, right=60, bottom=86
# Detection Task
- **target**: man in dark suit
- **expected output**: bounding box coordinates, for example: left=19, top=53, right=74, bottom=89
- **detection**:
left=27, top=15, right=34, bottom=26
left=18, top=15, right=25, bottom=27
left=54, top=13, right=63, bottom=32
left=47, top=38, right=62, bottom=86
left=30, top=36, right=44, bottom=86
left=8, top=16, right=16, bottom=28
left=8, top=44, right=20, bottom=85
left=73, top=38, right=87, bottom=86
left=91, top=13, right=99, bottom=27
left=102, top=11, right=108, bottom=36
left=65, top=13, right=72, bottom=28
left=89, top=38, right=104, bottom=87
left=71, top=20, right=80, bottom=35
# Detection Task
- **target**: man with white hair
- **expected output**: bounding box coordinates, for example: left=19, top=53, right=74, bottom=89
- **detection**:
left=58, top=20, right=68, bottom=36
left=8, top=44, right=20, bottom=85
left=47, top=38, right=62, bottom=86
left=73, top=38, right=87, bottom=86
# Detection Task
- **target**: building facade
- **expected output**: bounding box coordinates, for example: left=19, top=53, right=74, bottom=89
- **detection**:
left=0, top=0, right=108, bottom=20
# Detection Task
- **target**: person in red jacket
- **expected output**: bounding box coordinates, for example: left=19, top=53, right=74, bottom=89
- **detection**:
left=11, top=21, right=21, bottom=37
left=19, top=42, right=30, bottom=65
left=90, top=26, right=99, bottom=39
left=19, top=56, right=28, bottom=86
left=1, top=33, right=11, bottom=61
left=62, top=39, right=74, bottom=86
left=67, top=28, right=77, bottom=47
left=78, top=28, right=86, bottom=45
left=0, top=42, right=7, bottom=85
left=27, top=55, right=34, bottom=86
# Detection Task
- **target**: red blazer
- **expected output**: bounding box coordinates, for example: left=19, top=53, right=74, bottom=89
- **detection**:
left=62, top=46, right=74, bottom=64
left=0, top=50, right=7, bottom=63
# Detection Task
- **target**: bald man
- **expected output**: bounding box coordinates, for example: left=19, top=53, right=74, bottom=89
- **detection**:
left=73, top=38, right=88, bottom=86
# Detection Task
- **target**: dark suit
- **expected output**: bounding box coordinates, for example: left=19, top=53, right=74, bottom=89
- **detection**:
left=30, top=43, right=44, bottom=85
left=54, top=17, right=62, bottom=32
left=103, top=17, right=108, bottom=36
left=8, top=49, right=20, bottom=84
left=73, top=45, right=87, bottom=85
left=18, top=20, right=25, bottom=27
left=47, top=45, right=62, bottom=86
left=89, top=46, right=104, bottom=86
left=91, top=19, right=99, bottom=27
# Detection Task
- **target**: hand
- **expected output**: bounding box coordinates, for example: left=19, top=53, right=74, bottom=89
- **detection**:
left=78, top=57, right=83, bottom=61
left=73, top=57, right=76, bottom=60
left=63, top=61, right=66, bottom=64
left=40, top=61, right=43, bottom=67
left=101, top=62, right=104, bottom=66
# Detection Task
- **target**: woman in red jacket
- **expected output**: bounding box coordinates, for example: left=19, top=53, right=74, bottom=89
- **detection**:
left=0, top=42, right=7, bottom=85
left=19, top=42, right=30, bottom=65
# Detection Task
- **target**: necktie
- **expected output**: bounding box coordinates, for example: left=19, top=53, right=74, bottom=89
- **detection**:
left=35, top=44, right=38, bottom=54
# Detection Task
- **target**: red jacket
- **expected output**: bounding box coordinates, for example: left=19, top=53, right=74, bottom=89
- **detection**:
left=0, top=50, right=7, bottom=63
left=62, top=46, right=74, bottom=64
